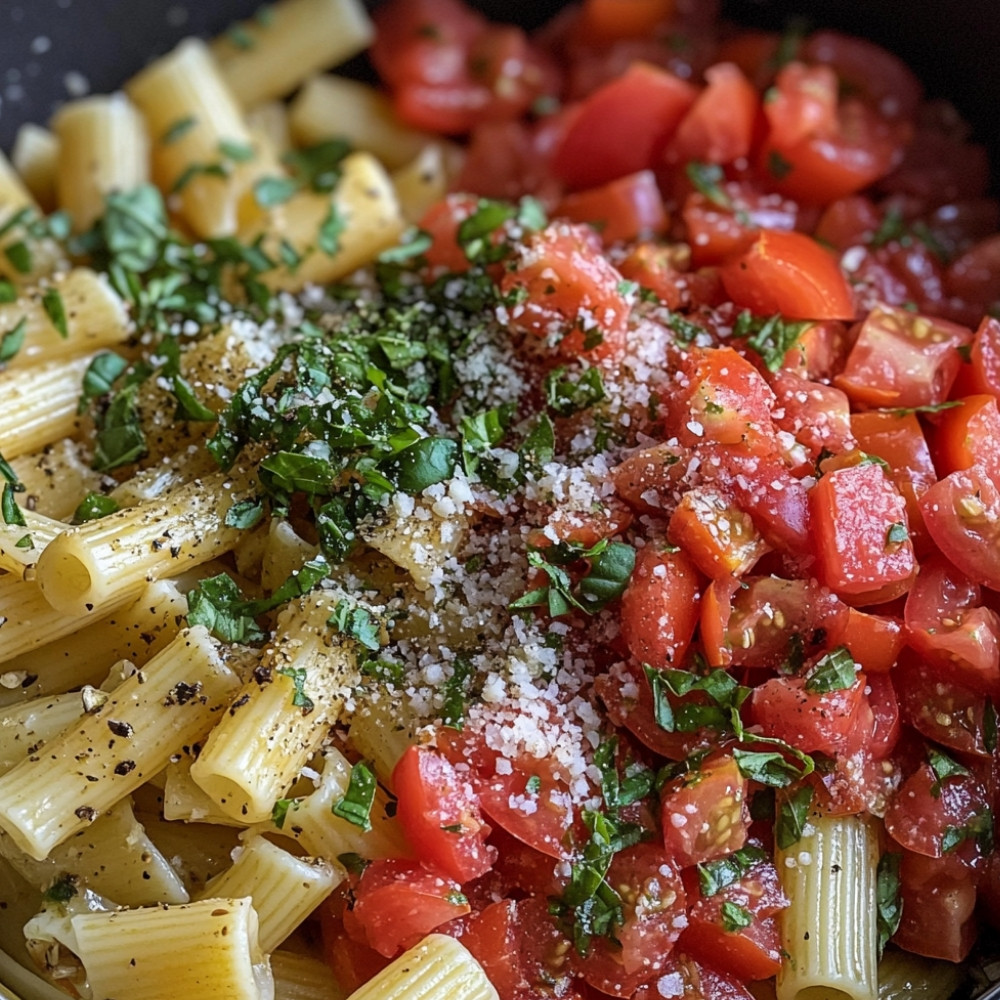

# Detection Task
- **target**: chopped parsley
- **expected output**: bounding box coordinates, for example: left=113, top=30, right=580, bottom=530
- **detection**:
left=73, top=492, right=120, bottom=524
left=732, top=310, right=812, bottom=372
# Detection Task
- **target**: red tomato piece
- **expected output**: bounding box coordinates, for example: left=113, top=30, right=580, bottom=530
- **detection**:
left=947, top=233, right=1000, bottom=317
left=620, top=544, right=702, bottom=668
left=660, top=754, right=749, bottom=866
left=665, top=62, right=758, bottom=166
left=749, top=669, right=868, bottom=758
left=667, top=487, right=768, bottom=579
left=920, top=466, right=1000, bottom=591
left=719, top=230, right=855, bottom=321
left=500, top=222, right=630, bottom=360
left=511, top=896, right=583, bottom=1000
left=393, top=746, right=496, bottom=883
left=319, top=905, right=393, bottom=995
left=762, top=62, right=838, bottom=149
left=632, top=954, right=757, bottom=1000
left=953, top=315, right=1000, bottom=398
left=884, top=762, right=990, bottom=865
left=836, top=303, right=973, bottom=409
left=556, top=171, right=668, bottom=245
left=346, top=859, right=471, bottom=957
left=904, top=554, right=1000, bottom=696
left=551, top=63, right=698, bottom=190
left=573, top=843, right=688, bottom=997
left=824, top=605, right=904, bottom=674
left=456, top=899, right=525, bottom=1000
left=678, top=857, right=789, bottom=981
left=612, top=440, right=690, bottom=516
left=892, top=849, right=978, bottom=963
left=810, top=462, right=916, bottom=604
left=800, top=30, right=922, bottom=121
left=617, top=242, right=690, bottom=309
left=769, top=371, right=854, bottom=469
left=575, top=0, right=676, bottom=45
left=895, top=656, right=995, bottom=758
left=931, top=394, right=1000, bottom=487
left=419, top=193, right=484, bottom=274
left=813, top=195, right=882, bottom=250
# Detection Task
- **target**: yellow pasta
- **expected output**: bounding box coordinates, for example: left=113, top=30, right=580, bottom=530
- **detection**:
left=213, top=0, right=374, bottom=108
left=8, top=439, right=106, bottom=521
left=10, top=123, right=59, bottom=212
left=0, top=507, right=63, bottom=579
left=271, top=950, right=347, bottom=1000
left=51, top=94, right=150, bottom=232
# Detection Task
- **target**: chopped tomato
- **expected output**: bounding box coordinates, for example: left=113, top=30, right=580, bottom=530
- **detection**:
left=919, top=466, right=1000, bottom=591
left=931, top=394, right=1000, bottom=487
left=617, top=242, right=690, bottom=309
left=813, top=195, right=881, bottom=250
left=573, top=843, right=688, bottom=997
left=749, top=669, right=868, bottom=758
left=668, top=487, right=768, bottom=579
left=678, top=856, right=789, bottom=981
left=319, top=904, right=393, bottom=994
left=824, top=605, right=904, bottom=674
left=346, top=859, right=471, bottom=957
left=665, top=62, right=758, bottom=166
left=500, top=222, right=630, bottom=360
left=903, top=554, right=1000, bottom=696
left=575, top=0, right=675, bottom=45
left=393, top=746, right=497, bottom=883
left=947, top=233, right=1000, bottom=317
left=632, top=954, right=757, bottom=1000
left=952, top=315, right=1000, bottom=398
left=612, top=440, right=689, bottom=516
left=719, top=229, right=855, bottom=321
left=884, top=761, right=990, bottom=866
left=810, top=462, right=916, bottom=604
left=660, top=754, right=749, bottom=866
left=769, top=370, right=854, bottom=469
left=836, top=303, right=973, bottom=409
left=620, top=544, right=702, bottom=668
left=456, top=899, right=525, bottom=1000
left=556, top=171, right=668, bottom=245
left=892, top=849, right=978, bottom=963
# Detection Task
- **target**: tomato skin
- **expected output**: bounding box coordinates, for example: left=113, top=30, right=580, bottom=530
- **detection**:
left=500, top=222, right=630, bottom=360
left=552, top=63, right=698, bottom=190
left=823, top=606, right=904, bottom=674
left=555, top=171, right=668, bottom=245
left=319, top=905, right=393, bottom=995
left=810, top=463, right=916, bottom=605
left=749, top=671, right=868, bottom=758
left=931, top=394, right=1000, bottom=487
left=346, top=859, right=472, bottom=958
left=456, top=899, right=525, bottom=1000
left=920, top=466, right=1000, bottom=591
left=947, top=233, right=1000, bottom=316
left=952, top=316, right=1000, bottom=398
left=393, top=746, right=497, bottom=883
left=665, top=62, right=758, bottom=166
left=836, top=303, right=973, bottom=409
left=668, top=487, right=768, bottom=579
left=660, top=754, right=749, bottom=866
left=575, top=0, right=675, bottom=45
left=892, top=849, right=978, bottom=963
left=632, top=954, right=757, bottom=1000
left=620, top=544, right=702, bottom=668
left=719, top=229, right=855, bottom=321
left=768, top=371, right=854, bottom=469
left=678, top=858, right=789, bottom=982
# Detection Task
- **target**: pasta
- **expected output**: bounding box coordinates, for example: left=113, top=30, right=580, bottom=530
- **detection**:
left=0, top=1, right=997, bottom=999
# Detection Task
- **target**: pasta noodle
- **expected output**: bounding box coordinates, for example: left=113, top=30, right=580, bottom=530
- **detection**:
left=10, top=124, right=58, bottom=212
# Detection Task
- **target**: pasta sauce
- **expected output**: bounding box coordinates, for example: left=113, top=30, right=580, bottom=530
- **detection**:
left=0, top=2, right=998, bottom=1000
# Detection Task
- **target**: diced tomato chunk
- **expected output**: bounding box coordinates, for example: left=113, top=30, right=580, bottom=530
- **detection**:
left=668, top=487, right=768, bottom=579
left=556, top=171, right=668, bottom=245
left=931, top=394, right=1000, bottom=487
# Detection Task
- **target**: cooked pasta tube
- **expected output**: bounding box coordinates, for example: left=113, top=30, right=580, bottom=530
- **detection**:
left=0, top=507, right=63, bottom=578
left=245, top=151, right=404, bottom=293
left=0, top=149, right=65, bottom=285
left=775, top=811, right=880, bottom=1000
left=0, top=353, right=92, bottom=459
left=0, top=576, right=188, bottom=702
left=213, top=0, right=373, bottom=108
left=51, top=93, right=150, bottom=232
left=35, top=467, right=256, bottom=618
left=0, top=689, right=83, bottom=773
left=344, top=934, right=498, bottom=1000
left=190, top=591, right=360, bottom=823
left=347, top=693, right=417, bottom=790
left=0, top=267, right=130, bottom=370
left=261, top=746, right=409, bottom=861
left=195, top=834, right=342, bottom=952
left=9, top=439, right=106, bottom=521
left=246, top=102, right=293, bottom=155
left=71, top=896, right=272, bottom=1000
left=126, top=38, right=262, bottom=239
left=271, top=950, right=345, bottom=1000
left=259, top=518, right=320, bottom=593
left=10, top=123, right=59, bottom=212
left=0, top=625, right=240, bottom=861
left=0, top=797, right=189, bottom=907
left=392, top=143, right=457, bottom=224
left=289, top=75, right=431, bottom=170
left=164, top=755, right=251, bottom=827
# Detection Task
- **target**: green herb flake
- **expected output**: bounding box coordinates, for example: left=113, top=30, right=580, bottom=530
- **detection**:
left=767, top=150, right=794, bottom=180
left=224, top=496, right=265, bottom=530
left=927, top=746, right=970, bottom=797
left=697, top=846, right=767, bottom=897
left=219, top=139, right=255, bottom=162
left=686, top=162, right=732, bottom=210
left=885, top=521, right=908, bottom=546
left=0, top=279, right=17, bottom=303
left=42, top=875, right=79, bottom=904
left=328, top=599, right=382, bottom=652
left=526, top=774, right=542, bottom=795
left=804, top=646, right=857, bottom=694
left=776, top=784, right=814, bottom=849
left=875, top=852, right=902, bottom=957
left=73, top=492, right=120, bottom=524
left=733, top=310, right=812, bottom=372
left=0, top=316, right=27, bottom=363
left=318, top=204, right=347, bottom=256
left=985, top=700, right=998, bottom=754
left=186, top=572, right=267, bottom=644
left=14, top=533, right=32, bottom=549
left=331, top=760, right=377, bottom=831
left=543, top=366, right=606, bottom=417
left=277, top=666, right=315, bottom=713
left=161, top=116, right=197, bottom=145
left=720, top=900, right=753, bottom=933
left=337, top=852, right=370, bottom=876
left=40, top=288, right=68, bottom=338
left=441, top=656, right=474, bottom=730
left=1, top=482, right=27, bottom=527
left=271, top=798, right=294, bottom=829
left=254, top=175, right=300, bottom=208
left=3, top=240, right=32, bottom=274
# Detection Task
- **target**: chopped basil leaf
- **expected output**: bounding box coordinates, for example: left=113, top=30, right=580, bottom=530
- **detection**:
left=458, top=199, right=516, bottom=263
left=0, top=454, right=21, bottom=488
left=927, top=746, right=969, bottom=797
left=0, top=316, right=27, bottom=363
left=224, top=496, right=265, bottom=530
left=697, top=846, right=767, bottom=897
left=942, top=808, right=994, bottom=856
left=254, top=175, right=300, bottom=208
left=4, top=240, right=32, bottom=274
left=172, top=374, right=217, bottom=422
left=40, top=288, right=69, bottom=338
left=283, top=139, right=351, bottom=193
left=219, top=139, right=255, bottom=163
left=389, top=436, right=459, bottom=493
left=767, top=150, right=794, bottom=179
left=327, top=599, right=382, bottom=652
left=186, top=572, right=267, bottom=643
left=0, top=279, right=17, bottom=303
left=804, top=646, right=857, bottom=694
left=733, top=310, right=812, bottom=372
left=271, top=798, right=294, bottom=829
left=887, top=400, right=962, bottom=417
left=42, top=875, right=79, bottom=904
left=91, top=383, right=147, bottom=471
left=593, top=737, right=655, bottom=811
left=885, top=521, right=909, bottom=546
left=526, top=774, right=542, bottom=795
left=1, top=482, right=26, bottom=527
left=734, top=748, right=810, bottom=788
left=686, top=161, right=731, bottom=210
left=337, top=852, right=370, bottom=876
left=277, top=666, right=314, bottom=712
left=441, top=656, right=474, bottom=730
left=78, top=351, right=130, bottom=413
left=520, top=412, right=556, bottom=471
left=161, top=116, right=197, bottom=145
left=318, top=204, right=347, bottom=256
left=171, top=161, right=228, bottom=194
left=720, top=900, right=753, bottom=932
left=73, top=492, right=120, bottom=524
left=331, top=760, right=377, bottom=831
left=876, top=852, right=902, bottom=957
left=776, top=784, right=814, bottom=849
left=544, top=366, right=606, bottom=417
left=15, top=534, right=32, bottom=549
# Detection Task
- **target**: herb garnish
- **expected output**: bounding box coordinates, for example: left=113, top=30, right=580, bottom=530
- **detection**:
left=332, top=760, right=377, bottom=831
